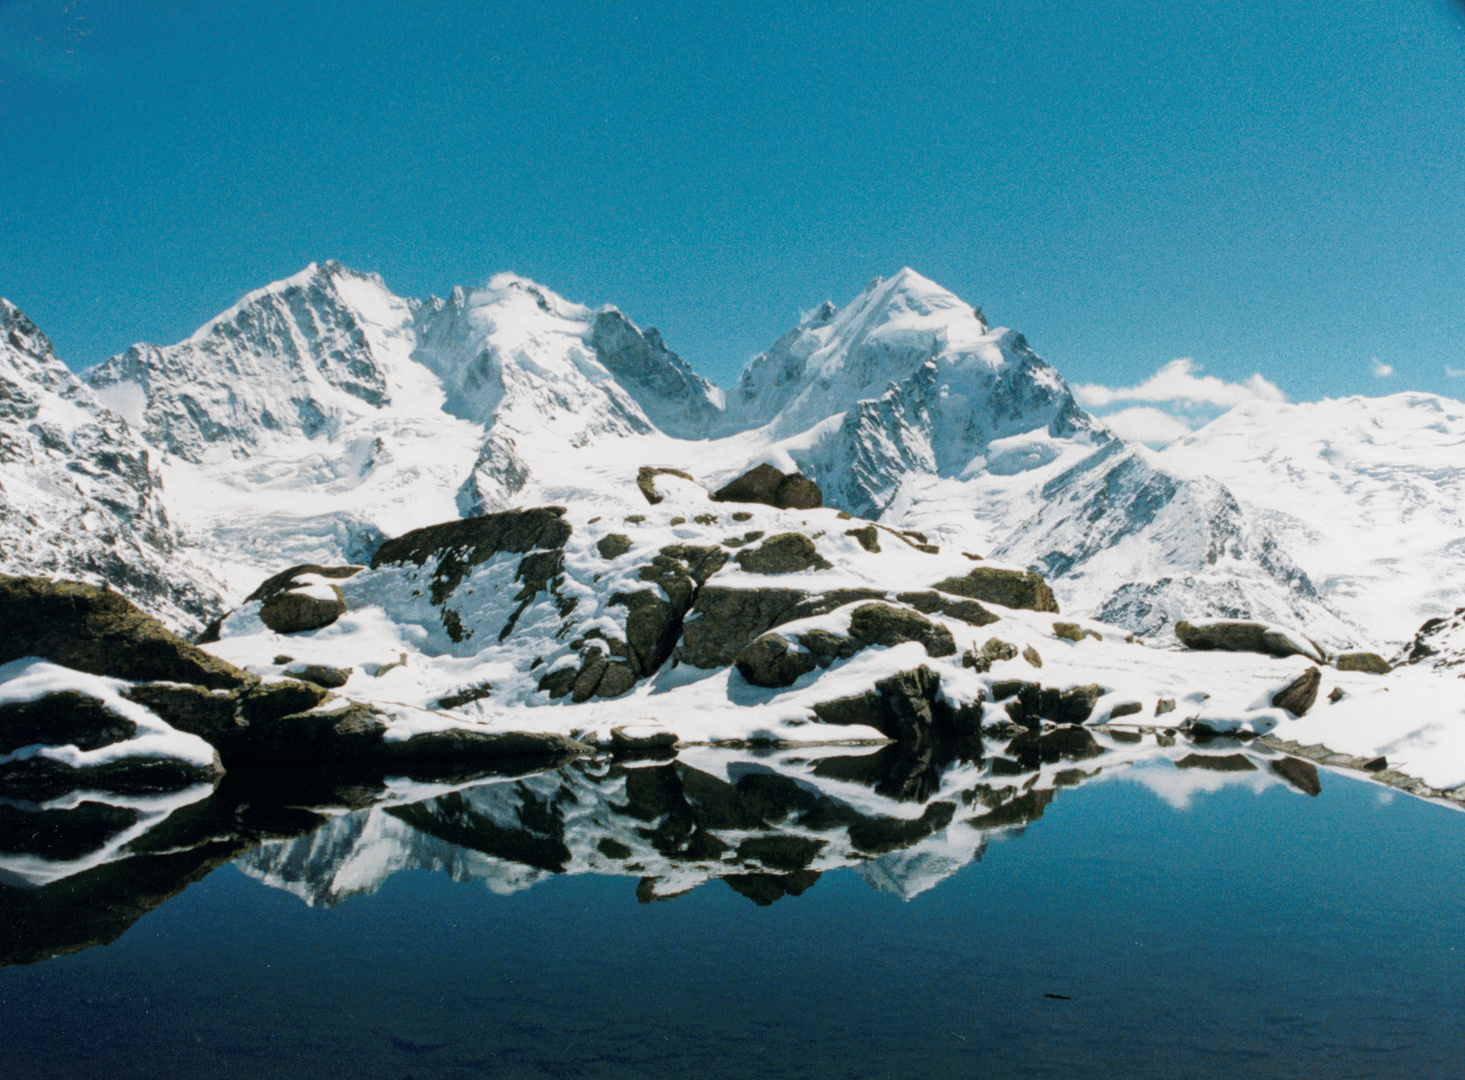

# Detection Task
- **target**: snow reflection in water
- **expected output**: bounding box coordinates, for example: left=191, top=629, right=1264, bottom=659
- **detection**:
left=3, top=734, right=1464, bottom=1079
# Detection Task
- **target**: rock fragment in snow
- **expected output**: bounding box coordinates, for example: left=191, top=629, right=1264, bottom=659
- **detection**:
left=1271, top=667, right=1322, bottom=717
left=635, top=466, right=697, bottom=505
left=1334, top=651, right=1391, bottom=674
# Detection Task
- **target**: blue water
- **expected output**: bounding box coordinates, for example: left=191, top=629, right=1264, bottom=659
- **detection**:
left=2, top=767, right=1462, bottom=1079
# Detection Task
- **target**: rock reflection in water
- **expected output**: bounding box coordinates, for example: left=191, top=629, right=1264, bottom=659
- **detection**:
left=0, top=728, right=1330, bottom=966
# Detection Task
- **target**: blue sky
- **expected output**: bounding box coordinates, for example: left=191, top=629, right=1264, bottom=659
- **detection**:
left=3, top=0, right=1464, bottom=442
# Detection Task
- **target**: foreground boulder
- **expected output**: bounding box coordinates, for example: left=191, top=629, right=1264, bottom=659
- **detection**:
left=930, top=567, right=1059, bottom=613
left=711, top=463, right=823, bottom=510
left=0, top=575, right=248, bottom=690
left=1334, top=651, right=1391, bottom=675
left=990, top=680, right=1105, bottom=728
left=1174, top=619, right=1325, bottom=663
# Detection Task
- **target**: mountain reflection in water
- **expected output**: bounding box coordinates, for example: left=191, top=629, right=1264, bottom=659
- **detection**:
left=0, top=729, right=1328, bottom=967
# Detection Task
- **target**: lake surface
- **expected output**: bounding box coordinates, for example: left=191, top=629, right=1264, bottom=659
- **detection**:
left=1, top=741, right=1463, bottom=1078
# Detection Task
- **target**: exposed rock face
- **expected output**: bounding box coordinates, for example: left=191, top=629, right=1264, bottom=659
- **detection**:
left=1174, top=620, right=1325, bottom=662
left=0, top=575, right=248, bottom=690
left=735, top=533, right=833, bottom=575
left=0, top=753, right=223, bottom=800
left=930, top=567, right=1058, bottom=613
left=1271, top=667, right=1322, bottom=716
left=612, top=544, right=729, bottom=678
left=285, top=664, right=353, bottom=688
left=712, top=463, right=823, bottom=510
left=812, top=666, right=982, bottom=740
left=1398, top=608, right=1465, bottom=668
left=1334, top=651, right=1390, bottom=674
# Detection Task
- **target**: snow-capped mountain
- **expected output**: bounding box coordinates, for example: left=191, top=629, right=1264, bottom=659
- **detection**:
left=10, top=259, right=1450, bottom=648
left=724, top=271, right=1350, bottom=646
left=0, top=298, right=220, bottom=626
left=1162, top=394, right=1465, bottom=644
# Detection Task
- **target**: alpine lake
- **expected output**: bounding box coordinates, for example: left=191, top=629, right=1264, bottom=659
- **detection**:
left=2, top=731, right=1463, bottom=1080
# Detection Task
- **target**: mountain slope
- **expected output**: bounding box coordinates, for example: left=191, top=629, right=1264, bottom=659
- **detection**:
left=0, top=299, right=221, bottom=627
left=1161, top=394, right=1465, bottom=644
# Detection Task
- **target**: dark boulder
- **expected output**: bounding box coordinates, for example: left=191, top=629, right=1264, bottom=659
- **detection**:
left=963, top=637, right=1018, bottom=672
left=244, top=563, right=363, bottom=604
left=845, top=525, right=880, bottom=553
left=930, top=567, right=1059, bottom=613
left=596, top=533, right=633, bottom=560
left=1335, top=651, right=1391, bottom=675
left=895, top=590, right=999, bottom=628
left=735, top=533, right=832, bottom=575
left=847, top=603, right=957, bottom=658
left=812, top=666, right=982, bottom=741
left=1174, top=620, right=1325, bottom=662
left=1000, top=682, right=1104, bottom=728
left=712, top=463, right=823, bottom=510
left=677, top=586, right=810, bottom=669
left=1271, top=667, right=1322, bottom=716
left=285, top=664, right=352, bottom=689
left=123, top=683, right=247, bottom=751
left=0, top=575, right=249, bottom=690
left=735, top=634, right=819, bottom=688
left=259, top=588, right=347, bottom=634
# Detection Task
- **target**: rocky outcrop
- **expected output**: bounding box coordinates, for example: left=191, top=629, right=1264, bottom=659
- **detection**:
left=812, top=666, right=982, bottom=740
left=372, top=507, right=573, bottom=643
left=734, top=602, right=956, bottom=689
left=990, top=680, right=1104, bottom=728
left=895, top=590, right=998, bottom=627
left=929, top=567, right=1059, bottom=613
left=0, top=692, right=137, bottom=754
left=735, top=533, right=832, bottom=575
left=711, top=463, right=823, bottom=510
left=963, top=637, right=1018, bottom=672
left=0, top=575, right=248, bottom=690
left=1174, top=620, right=1325, bottom=663
left=676, top=586, right=886, bottom=669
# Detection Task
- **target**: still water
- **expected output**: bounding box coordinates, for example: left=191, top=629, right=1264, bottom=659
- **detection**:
left=1, top=742, right=1462, bottom=1079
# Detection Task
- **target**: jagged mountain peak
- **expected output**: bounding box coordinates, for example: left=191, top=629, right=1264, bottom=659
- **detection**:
left=730, top=268, right=1007, bottom=437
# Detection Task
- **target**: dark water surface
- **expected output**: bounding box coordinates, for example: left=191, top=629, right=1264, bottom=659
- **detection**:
left=2, top=759, right=1463, bottom=1079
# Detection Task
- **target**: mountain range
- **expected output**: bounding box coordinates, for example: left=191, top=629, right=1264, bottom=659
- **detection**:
left=4, top=261, right=1461, bottom=649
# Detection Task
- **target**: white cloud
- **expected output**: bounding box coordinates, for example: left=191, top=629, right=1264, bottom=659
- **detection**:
left=1371, top=358, right=1394, bottom=378
left=1097, top=406, right=1195, bottom=448
left=1072, top=358, right=1286, bottom=410
left=1446, top=367, right=1465, bottom=379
